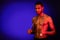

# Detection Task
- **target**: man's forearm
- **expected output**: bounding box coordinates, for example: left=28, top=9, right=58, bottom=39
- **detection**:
left=46, top=31, right=55, bottom=35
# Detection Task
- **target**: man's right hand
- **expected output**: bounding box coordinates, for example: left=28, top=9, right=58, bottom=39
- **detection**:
left=28, top=29, right=32, bottom=34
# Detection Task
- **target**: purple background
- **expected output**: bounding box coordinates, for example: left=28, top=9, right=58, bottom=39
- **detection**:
left=0, top=0, right=57, bottom=40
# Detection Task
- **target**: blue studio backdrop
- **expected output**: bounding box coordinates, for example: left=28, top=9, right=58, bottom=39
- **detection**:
left=1, top=0, right=55, bottom=40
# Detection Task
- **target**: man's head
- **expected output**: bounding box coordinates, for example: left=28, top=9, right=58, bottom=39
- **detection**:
left=35, top=2, right=44, bottom=15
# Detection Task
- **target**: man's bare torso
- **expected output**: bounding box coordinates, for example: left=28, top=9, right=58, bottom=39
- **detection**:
left=32, top=14, right=52, bottom=38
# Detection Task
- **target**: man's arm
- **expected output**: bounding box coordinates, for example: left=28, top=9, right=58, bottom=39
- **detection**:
left=31, top=17, right=36, bottom=34
left=46, top=17, right=56, bottom=35
left=28, top=17, right=35, bottom=34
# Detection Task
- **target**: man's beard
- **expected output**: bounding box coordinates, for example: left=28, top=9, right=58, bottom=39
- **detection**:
left=37, top=11, right=42, bottom=15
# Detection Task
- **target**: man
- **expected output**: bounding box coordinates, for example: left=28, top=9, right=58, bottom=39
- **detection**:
left=28, top=2, right=55, bottom=40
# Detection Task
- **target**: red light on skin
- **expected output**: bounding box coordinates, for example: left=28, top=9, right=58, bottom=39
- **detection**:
left=35, top=4, right=44, bottom=15
left=41, top=17, right=56, bottom=36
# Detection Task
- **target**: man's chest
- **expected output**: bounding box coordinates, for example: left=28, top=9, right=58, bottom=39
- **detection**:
left=34, top=16, right=48, bottom=25
left=33, top=16, right=49, bottom=31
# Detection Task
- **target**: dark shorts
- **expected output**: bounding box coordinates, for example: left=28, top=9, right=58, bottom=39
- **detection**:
left=34, top=38, right=48, bottom=40
left=33, top=36, right=55, bottom=40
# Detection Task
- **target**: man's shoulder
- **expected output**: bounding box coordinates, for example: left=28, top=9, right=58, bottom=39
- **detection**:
left=32, top=16, right=38, bottom=20
left=44, top=14, right=52, bottom=20
left=44, top=14, right=51, bottom=18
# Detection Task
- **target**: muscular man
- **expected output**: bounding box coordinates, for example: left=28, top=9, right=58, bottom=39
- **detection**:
left=28, top=2, right=55, bottom=40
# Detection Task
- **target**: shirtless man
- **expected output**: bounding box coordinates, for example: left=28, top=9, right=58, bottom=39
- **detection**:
left=28, top=2, right=55, bottom=40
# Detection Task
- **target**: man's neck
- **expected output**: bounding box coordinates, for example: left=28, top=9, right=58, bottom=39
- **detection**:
left=39, top=12, right=44, bottom=17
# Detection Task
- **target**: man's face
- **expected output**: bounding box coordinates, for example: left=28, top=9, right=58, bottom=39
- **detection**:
left=35, top=4, right=44, bottom=15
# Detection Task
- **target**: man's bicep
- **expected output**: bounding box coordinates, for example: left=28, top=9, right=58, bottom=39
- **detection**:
left=31, top=17, right=35, bottom=29
left=31, top=18, right=35, bottom=34
left=32, top=17, right=36, bottom=29
left=48, top=17, right=55, bottom=30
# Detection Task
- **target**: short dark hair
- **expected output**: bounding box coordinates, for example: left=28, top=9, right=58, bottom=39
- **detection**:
left=35, top=1, right=44, bottom=6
